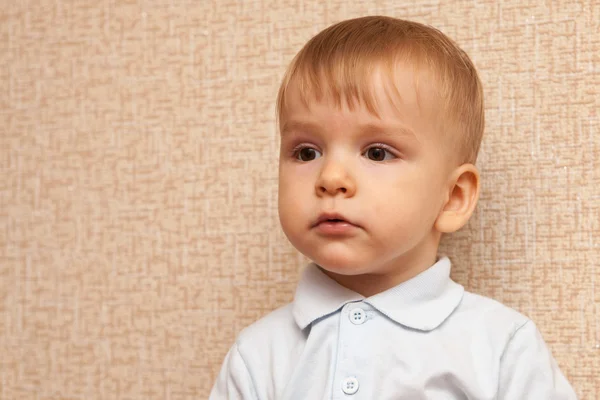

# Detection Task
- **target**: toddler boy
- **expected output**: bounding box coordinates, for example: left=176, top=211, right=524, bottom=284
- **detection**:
left=210, top=16, right=577, bottom=399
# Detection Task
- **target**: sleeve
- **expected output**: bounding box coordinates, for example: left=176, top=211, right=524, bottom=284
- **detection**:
left=209, top=342, right=258, bottom=400
left=497, top=320, right=578, bottom=400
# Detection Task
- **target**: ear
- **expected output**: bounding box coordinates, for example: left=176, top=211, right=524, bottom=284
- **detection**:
left=435, top=163, right=480, bottom=233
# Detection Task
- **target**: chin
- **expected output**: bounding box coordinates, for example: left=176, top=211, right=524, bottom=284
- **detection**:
left=292, top=238, right=373, bottom=275
left=311, top=253, right=368, bottom=276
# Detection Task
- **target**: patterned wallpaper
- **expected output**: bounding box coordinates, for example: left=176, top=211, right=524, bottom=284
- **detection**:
left=1, top=0, right=598, bottom=399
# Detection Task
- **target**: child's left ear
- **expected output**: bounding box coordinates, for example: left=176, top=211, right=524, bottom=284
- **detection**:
left=435, top=163, right=480, bottom=233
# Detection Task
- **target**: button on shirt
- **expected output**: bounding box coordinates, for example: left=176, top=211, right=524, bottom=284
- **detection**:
left=209, top=257, right=577, bottom=399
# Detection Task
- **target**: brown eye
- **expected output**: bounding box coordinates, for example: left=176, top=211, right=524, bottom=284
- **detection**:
left=296, top=147, right=321, bottom=161
left=365, top=147, right=394, bottom=161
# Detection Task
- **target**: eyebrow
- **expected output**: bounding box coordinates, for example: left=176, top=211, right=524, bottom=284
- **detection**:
left=280, top=120, right=323, bottom=137
left=358, top=122, right=419, bottom=142
left=281, top=119, right=419, bottom=143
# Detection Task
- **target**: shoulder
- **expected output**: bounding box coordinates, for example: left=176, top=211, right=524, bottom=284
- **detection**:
left=448, top=290, right=531, bottom=346
left=458, top=290, right=530, bottom=327
left=235, top=302, right=304, bottom=360
left=237, top=303, right=297, bottom=341
left=211, top=305, right=298, bottom=400
left=226, top=303, right=306, bottom=398
left=448, top=292, right=577, bottom=398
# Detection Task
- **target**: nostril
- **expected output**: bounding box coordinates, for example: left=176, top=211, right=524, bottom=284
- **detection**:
left=317, top=185, right=348, bottom=194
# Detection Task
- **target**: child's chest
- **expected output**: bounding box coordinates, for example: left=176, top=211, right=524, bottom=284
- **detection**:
left=271, top=302, right=504, bottom=400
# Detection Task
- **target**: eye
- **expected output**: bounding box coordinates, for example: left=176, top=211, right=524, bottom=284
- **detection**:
left=294, top=147, right=322, bottom=162
left=364, top=146, right=396, bottom=161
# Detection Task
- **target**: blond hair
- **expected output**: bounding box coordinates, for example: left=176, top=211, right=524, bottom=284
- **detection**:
left=276, top=16, right=485, bottom=164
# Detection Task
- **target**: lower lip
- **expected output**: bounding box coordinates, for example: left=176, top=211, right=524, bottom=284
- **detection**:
left=314, top=221, right=359, bottom=235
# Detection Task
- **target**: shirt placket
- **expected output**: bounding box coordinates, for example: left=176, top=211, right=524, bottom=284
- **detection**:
left=332, top=301, right=371, bottom=399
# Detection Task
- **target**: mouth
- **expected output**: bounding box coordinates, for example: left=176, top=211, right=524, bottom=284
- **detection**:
left=313, top=212, right=352, bottom=226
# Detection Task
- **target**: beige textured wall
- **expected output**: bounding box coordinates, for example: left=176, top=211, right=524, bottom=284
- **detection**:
left=1, top=0, right=599, bottom=399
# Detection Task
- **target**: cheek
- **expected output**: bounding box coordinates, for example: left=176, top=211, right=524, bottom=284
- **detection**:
left=279, top=165, right=307, bottom=199
left=278, top=164, right=314, bottom=223
left=279, top=162, right=318, bottom=193
left=366, top=166, right=441, bottom=222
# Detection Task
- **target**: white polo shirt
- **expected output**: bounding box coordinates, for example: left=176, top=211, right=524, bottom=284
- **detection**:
left=209, top=257, right=577, bottom=399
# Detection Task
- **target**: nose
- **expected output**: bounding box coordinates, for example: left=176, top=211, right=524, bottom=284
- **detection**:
left=315, top=157, right=356, bottom=197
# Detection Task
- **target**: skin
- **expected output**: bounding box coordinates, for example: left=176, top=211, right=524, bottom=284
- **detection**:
left=278, top=66, right=480, bottom=297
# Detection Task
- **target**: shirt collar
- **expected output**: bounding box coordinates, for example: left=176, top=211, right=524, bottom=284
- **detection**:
left=292, top=257, right=464, bottom=332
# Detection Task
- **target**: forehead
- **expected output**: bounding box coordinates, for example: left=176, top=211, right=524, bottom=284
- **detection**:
left=279, top=64, right=441, bottom=139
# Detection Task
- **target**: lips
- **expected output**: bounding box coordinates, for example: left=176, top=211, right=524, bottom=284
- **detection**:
left=312, top=212, right=360, bottom=229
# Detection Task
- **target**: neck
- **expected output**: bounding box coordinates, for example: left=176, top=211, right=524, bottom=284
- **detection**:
left=320, top=239, right=441, bottom=297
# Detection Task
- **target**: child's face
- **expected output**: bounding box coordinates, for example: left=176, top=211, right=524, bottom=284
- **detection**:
left=278, top=68, right=454, bottom=292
